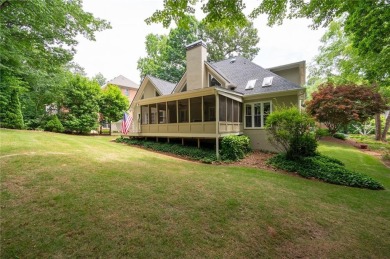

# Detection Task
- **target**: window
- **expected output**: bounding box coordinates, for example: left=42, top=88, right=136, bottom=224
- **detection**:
left=125, top=89, right=129, bottom=96
left=245, top=104, right=252, bottom=127
left=203, top=95, right=215, bottom=121
left=157, top=103, right=166, bottom=124
left=167, top=101, right=177, bottom=123
left=181, top=84, right=187, bottom=92
left=262, top=77, right=273, bottom=87
left=141, top=105, right=149, bottom=125
left=149, top=104, right=157, bottom=124
left=244, top=101, right=272, bottom=128
left=178, top=99, right=188, bottom=123
left=245, top=79, right=257, bottom=90
left=156, top=91, right=160, bottom=97
left=209, top=74, right=221, bottom=87
left=190, top=97, right=202, bottom=122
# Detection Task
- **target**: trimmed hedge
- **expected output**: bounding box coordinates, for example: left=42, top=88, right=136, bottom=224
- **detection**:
left=220, top=135, right=251, bottom=161
left=116, top=137, right=217, bottom=163
left=267, top=154, right=384, bottom=190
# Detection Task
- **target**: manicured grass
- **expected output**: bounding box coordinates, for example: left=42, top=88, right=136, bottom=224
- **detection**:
left=348, top=134, right=390, bottom=152
left=1, top=129, right=390, bottom=258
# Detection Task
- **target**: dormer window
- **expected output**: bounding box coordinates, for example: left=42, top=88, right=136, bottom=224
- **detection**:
left=208, top=74, right=221, bottom=87
left=262, top=76, right=273, bottom=87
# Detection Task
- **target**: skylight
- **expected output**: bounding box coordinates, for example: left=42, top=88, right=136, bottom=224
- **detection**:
left=262, top=76, right=273, bottom=87
left=245, top=79, right=257, bottom=90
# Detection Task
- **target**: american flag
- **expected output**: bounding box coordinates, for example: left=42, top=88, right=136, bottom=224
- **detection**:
left=121, top=112, right=132, bottom=134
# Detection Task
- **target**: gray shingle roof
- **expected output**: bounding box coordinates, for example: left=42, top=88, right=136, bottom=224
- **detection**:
left=148, top=75, right=176, bottom=95
left=107, top=75, right=139, bottom=89
left=208, top=56, right=302, bottom=95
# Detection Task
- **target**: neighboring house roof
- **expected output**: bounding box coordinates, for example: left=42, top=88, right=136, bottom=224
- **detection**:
left=208, top=56, right=302, bottom=96
left=148, top=75, right=176, bottom=95
left=267, top=60, right=305, bottom=71
left=107, top=75, right=139, bottom=89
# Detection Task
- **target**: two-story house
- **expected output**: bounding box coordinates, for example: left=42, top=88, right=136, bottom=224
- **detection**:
left=127, top=40, right=305, bottom=155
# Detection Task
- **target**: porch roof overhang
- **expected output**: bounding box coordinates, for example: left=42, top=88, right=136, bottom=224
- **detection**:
left=136, top=86, right=243, bottom=106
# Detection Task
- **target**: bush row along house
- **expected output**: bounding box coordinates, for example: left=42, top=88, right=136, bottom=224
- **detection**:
left=127, top=40, right=305, bottom=155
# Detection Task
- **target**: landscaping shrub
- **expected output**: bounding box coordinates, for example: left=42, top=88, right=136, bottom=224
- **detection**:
left=267, top=154, right=384, bottom=190
left=116, top=137, right=217, bottom=163
left=44, top=115, right=64, bottom=132
left=333, top=132, right=346, bottom=140
left=315, top=128, right=330, bottom=139
left=220, top=135, right=251, bottom=161
left=266, top=107, right=317, bottom=160
left=287, top=134, right=318, bottom=158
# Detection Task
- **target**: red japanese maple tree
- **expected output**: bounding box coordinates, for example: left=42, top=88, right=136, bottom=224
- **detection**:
left=306, top=83, right=387, bottom=134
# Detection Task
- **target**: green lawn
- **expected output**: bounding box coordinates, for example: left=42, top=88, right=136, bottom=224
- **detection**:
left=1, top=129, right=390, bottom=258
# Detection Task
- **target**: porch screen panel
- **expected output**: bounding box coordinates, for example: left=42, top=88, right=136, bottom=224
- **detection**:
left=149, top=104, right=157, bottom=124
left=167, top=101, right=177, bottom=123
left=219, top=95, right=226, bottom=122
left=245, top=104, right=252, bottom=127
left=233, top=100, right=239, bottom=122
left=190, top=97, right=202, bottom=122
left=178, top=99, right=189, bottom=123
left=227, top=98, right=233, bottom=122
left=157, top=103, right=166, bottom=124
left=141, top=105, right=149, bottom=125
left=203, top=95, right=215, bottom=121
left=239, top=103, right=243, bottom=122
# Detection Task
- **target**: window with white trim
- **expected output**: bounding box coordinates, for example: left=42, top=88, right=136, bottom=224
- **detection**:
left=208, top=74, right=221, bottom=87
left=244, top=101, right=272, bottom=128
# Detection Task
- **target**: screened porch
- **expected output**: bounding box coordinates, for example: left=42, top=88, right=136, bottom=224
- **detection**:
left=136, top=94, right=243, bottom=137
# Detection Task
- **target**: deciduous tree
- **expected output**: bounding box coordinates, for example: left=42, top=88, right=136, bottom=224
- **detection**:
left=92, top=73, right=107, bottom=87
left=99, top=84, right=129, bottom=123
left=60, top=75, right=101, bottom=134
left=147, top=0, right=389, bottom=84
left=0, top=0, right=110, bottom=129
left=306, top=83, right=387, bottom=135
left=138, top=17, right=259, bottom=82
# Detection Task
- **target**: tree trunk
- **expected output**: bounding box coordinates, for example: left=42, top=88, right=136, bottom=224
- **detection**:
left=375, top=113, right=381, bottom=141
left=109, top=121, right=112, bottom=136
left=381, top=112, right=390, bottom=141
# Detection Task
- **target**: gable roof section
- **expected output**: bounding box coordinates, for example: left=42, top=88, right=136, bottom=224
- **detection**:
left=208, top=56, right=302, bottom=96
left=107, top=75, right=139, bottom=89
left=148, top=75, right=176, bottom=95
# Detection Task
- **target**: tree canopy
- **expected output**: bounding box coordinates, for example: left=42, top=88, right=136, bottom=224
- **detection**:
left=99, top=84, right=130, bottom=123
left=0, top=0, right=110, bottom=77
left=147, top=0, right=389, bottom=81
left=305, top=83, right=387, bottom=134
left=0, top=0, right=110, bottom=129
left=60, top=75, right=101, bottom=134
left=138, top=17, right=259, bottom=83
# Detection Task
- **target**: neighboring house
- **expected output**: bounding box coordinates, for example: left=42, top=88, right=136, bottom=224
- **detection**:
left=101, top=75, right=139, bottom=132
left=105, top=75, right=139, bottom=105
left=128, top=40, right=305, bottom=154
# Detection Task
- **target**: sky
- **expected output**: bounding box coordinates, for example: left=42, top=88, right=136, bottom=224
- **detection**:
left=73, top=0, right=326, bottom=84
